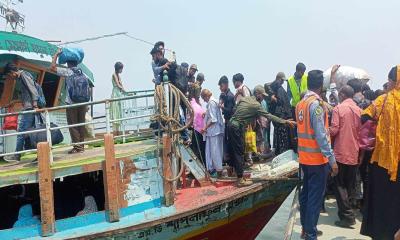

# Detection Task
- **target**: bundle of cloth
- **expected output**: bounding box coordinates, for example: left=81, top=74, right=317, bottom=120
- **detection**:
left=58, top=47, right=85, bottom=65
left=323, top=66, right=370, bottom=89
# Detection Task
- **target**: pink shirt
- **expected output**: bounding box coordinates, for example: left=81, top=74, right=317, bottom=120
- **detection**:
left=329, top=98, right=362, bottom=165
left=190, top=99, right=205, bottom=133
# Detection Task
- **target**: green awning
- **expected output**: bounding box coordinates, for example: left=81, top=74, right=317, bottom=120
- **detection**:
left=0, top=31, right=95, bottom=85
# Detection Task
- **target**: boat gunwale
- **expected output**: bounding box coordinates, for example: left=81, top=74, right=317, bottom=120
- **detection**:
left=66, top=169, right=299, bottom=240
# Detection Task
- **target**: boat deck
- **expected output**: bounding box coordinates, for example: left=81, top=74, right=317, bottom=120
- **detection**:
left=291, top=198, right=371, bottom=240
left=0, top=138, right=158, bottom=188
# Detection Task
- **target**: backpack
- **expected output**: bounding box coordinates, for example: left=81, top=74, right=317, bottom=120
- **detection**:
left=69, top=68, right=90, bottom=103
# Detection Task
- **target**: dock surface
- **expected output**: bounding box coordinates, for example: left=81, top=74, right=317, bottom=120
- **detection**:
left=291, top=198, right=371, bottom=240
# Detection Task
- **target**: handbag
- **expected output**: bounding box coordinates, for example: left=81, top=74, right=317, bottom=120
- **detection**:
left=245, top=125, right=257, bottom=153
left=358, top=95, right=388, bottom=150
left=25, top=114, right=64, bottom=149
left=2, top=107, right=18, bottom=130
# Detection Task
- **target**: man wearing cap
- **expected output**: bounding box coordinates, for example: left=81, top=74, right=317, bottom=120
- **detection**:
left=188, top=73, right=205, bottom=104
left=227, top=86, right=295, bottom=187
left=288, top=63, right=308, bottom=117
left=296, top=70, right=338, bottom=240
left=232, top=73, right=252, bottom=104
left=187, top=64, right=198, bottom=84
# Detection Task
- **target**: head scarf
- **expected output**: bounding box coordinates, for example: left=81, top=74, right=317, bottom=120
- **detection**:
left=13, top=204, right=40, bottom=228
left=363, top=65, right=400, bottom=181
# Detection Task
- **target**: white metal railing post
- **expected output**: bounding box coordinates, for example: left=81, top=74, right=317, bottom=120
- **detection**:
left=162, top=70, right=170, bottom=118
left=105, top=101, right=111, bottom=134
left=44, top=110, right=54, bottom=163
left=120, top=99, right=126, bottom=143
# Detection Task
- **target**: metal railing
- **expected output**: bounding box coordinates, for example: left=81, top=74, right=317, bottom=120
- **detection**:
left=0, top=89, right=156, bottom=162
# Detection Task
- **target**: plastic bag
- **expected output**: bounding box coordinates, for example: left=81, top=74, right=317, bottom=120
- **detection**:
left=2, top=107, right=18, bottom=130
left=25, top=114, right=64, bottom=149
left=245, top=125, right=257, bottom=153
left=58, top=47, right=85, bottom=65
left=323, top=66, right=370, bottom=89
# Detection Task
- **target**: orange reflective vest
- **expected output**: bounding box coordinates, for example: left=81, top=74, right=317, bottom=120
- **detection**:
left=296, top=95, right=329, bottom=165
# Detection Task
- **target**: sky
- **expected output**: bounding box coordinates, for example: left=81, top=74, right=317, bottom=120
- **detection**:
left=6, top=0, right=400, bottom=101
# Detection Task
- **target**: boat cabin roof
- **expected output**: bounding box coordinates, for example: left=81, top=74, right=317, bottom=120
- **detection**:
left=0, top=31, right=95, bottom=109
left=0, top=31, right=94, bottom=84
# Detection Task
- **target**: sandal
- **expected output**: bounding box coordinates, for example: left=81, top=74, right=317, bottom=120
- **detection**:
left=68, top=148, right=84, bottom=154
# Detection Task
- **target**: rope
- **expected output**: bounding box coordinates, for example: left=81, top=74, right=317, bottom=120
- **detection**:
left=153, top=83, right=193, bottom=133
left=58, top=32, right=128, bottom=46
left=193, top=130, right=205, bottom=166
left=57, top=32, right=175, bottom=53
left=153, top=83, right=194, bottom=182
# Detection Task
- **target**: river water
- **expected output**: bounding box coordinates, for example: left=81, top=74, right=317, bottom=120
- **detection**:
left=256, top=190, right=295, bottom=239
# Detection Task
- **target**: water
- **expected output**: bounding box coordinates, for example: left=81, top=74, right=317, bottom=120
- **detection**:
left=256, top=190, right=295, bottom=240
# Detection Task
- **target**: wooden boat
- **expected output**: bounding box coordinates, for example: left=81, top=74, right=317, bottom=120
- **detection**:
left=0, top=142, right=298, bottom=240
left=0, top=31, right=299, bottom=240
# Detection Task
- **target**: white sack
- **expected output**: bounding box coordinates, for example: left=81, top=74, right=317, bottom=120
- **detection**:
left=323, top=66, right=370, bottom=89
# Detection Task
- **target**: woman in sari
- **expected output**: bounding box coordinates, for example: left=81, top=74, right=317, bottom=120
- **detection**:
left=110, top=62, right=126, bottom=135
left=360, top=65, right=400, bottom=240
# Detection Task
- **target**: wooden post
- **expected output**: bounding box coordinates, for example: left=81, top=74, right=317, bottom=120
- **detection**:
left=37, top=142, right=55, bottom=237
left=162, top=133, right=174, bottom=206
left=102, top=133, right=120, bottom=222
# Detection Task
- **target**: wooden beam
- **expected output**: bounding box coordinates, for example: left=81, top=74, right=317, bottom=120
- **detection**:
left=53, top=77, right=64, bottom=107
left=37, top=70, right=45, bottom=85
left=37, top=142, right=55, bottom=237
left=17, top=60, right=48, bottom=72
left=0, top=78, right=16, bottom=107
left=102, top=133, right=120, bottom=222
left=162, top=134, right=174, bottom=206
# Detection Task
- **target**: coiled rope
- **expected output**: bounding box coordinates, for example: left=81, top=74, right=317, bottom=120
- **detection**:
left=153, top=83, right=194, bottom=182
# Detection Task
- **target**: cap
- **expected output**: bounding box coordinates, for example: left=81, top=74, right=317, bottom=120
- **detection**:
left=150, top=47, right=161, bottom=55
left=276, top=72, right=286, bottom=81
left=181, top=62, right=189, bottom=69
left=196, top=73, right=205, bottom=81
left=254, top=85, right=268, bottom=97
left=154, top=41, right=165, bottom=49
left=296, top=62, right=306, bottom=72
left=190, top=64, right=198, bottom=71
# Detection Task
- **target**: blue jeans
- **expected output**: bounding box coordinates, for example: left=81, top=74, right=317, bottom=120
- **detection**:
left=299, top=163, right=329, bottom=240
left=16, top=113, right=36, bottom=154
